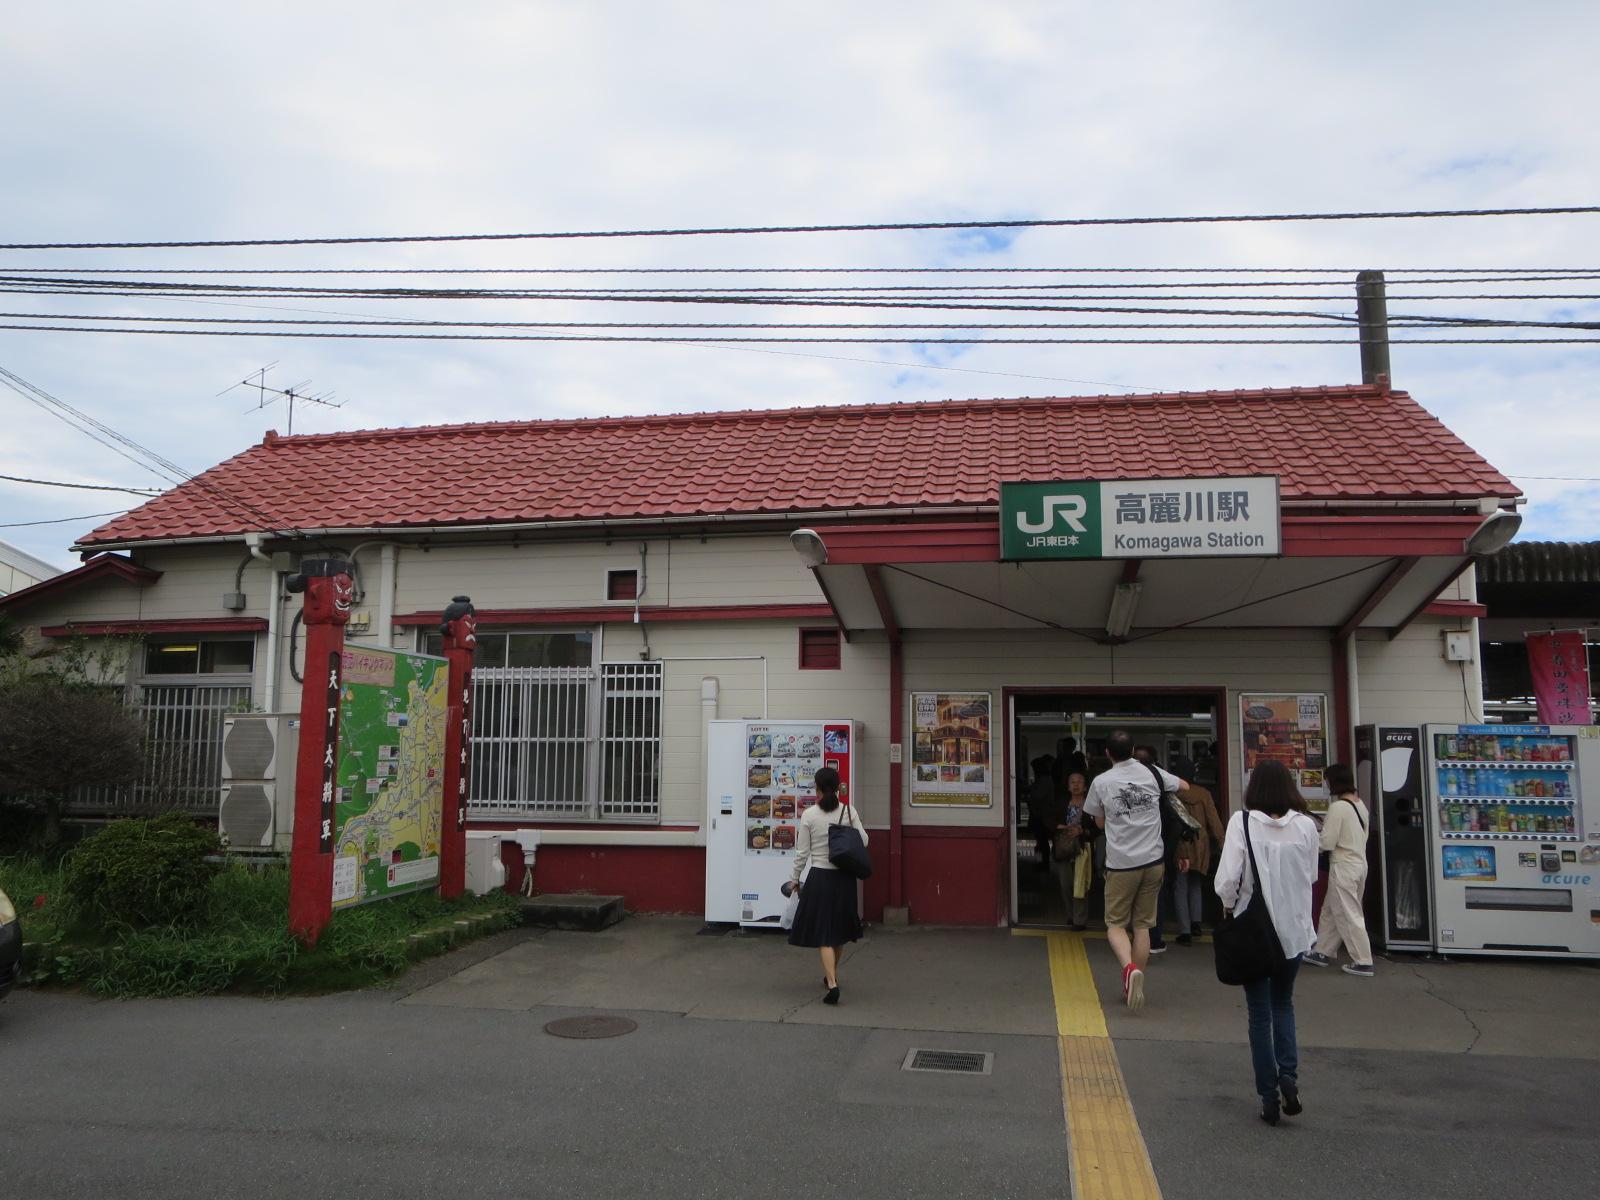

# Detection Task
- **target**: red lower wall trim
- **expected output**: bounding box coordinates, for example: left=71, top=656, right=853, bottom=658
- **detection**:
left=902, top=825, right=1008, bottom=927
left=502, top=843, right=708, bottom=915
left=494, top=839, right=892, bottom=924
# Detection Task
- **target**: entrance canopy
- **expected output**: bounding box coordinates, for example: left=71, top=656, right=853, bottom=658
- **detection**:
left=805, top=515, right=1496, bottom=639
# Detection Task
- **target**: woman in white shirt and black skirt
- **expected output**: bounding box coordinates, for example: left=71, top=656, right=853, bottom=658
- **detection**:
left=1214, top=759, right=1320, bottom=1125
left=786, top=767, right=867, bottom=1005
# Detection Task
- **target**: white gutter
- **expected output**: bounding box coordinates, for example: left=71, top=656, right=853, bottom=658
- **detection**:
left=245, top=533, right=280, bottom=711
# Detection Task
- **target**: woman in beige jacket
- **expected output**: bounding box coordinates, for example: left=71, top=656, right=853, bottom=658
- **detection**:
left=1169, top=755, right=1227, bottom=944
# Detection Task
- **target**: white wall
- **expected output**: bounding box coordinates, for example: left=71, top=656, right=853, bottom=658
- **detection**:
left=1356, top=620, right=1480, bottom=729
left=389, top=533, right=822, bottom=615
left=602, top=621, right=890, bottom=828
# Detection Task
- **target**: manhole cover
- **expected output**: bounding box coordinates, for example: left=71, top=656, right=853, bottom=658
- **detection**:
left=902, top=1048, right=993, bottom=1075
left=544, top=1016, right=638, bottom=1040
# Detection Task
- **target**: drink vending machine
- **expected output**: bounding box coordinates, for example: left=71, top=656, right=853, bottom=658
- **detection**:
left=1423, top=723, right=1600, bottom=958
left=1355, top=725, right=1433, bottom=952
left=703, top=718, right=861, bottom=927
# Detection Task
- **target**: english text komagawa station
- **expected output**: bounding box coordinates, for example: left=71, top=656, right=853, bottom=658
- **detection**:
left=0, top=383, right=1538, bottom=933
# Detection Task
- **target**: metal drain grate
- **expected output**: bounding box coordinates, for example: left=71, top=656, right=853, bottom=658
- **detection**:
left=902, top=1048, right=993, bottom=1075
left=544, top=1016, right=639, bottom=1040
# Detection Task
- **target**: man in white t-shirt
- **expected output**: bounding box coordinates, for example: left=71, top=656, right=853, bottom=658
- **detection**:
left=1083, top=730, right=1189, bottom=1012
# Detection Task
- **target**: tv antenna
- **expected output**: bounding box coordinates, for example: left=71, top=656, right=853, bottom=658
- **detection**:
left=218, top=364, right=345, bottom=435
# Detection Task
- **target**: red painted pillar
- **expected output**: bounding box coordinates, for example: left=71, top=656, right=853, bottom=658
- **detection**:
left=438, top=596, right=477, bottom=900
left=888, top=635, right=905, bottom=910
left=286, top=559, right=353, bottom=946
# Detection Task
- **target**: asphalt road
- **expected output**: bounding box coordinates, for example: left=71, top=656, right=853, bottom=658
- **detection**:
left=4, top=925, right=1597, bottom=1200
left=0, top=983, right=1068, bottom=1200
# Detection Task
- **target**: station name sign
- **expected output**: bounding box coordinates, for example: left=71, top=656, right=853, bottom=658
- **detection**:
left=999, top=476, right=1281, bottom=561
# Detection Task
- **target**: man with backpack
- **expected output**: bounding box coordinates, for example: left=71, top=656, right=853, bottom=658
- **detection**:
left=1083, top=730, right=1193, bottom=1011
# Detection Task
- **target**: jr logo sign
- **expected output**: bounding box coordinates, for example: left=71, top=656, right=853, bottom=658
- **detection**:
left=999, top=476, right=1281, bottom=561
left=1000, top=482, right=1100, bottom=559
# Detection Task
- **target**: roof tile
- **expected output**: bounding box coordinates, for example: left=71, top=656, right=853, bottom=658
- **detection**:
left=78, top=386, right=1520, bottom=546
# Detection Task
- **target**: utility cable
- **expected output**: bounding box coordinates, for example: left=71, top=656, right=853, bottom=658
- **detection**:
left=4, top=323, right=1598, bottom=345
left=0, top=508, right=129, bottom=528
left=0, top=472, right=162, bottom=495
left=2, top=204, right=1598, bottom=249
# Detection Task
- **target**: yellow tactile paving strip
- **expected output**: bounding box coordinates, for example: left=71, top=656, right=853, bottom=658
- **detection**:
left=1039, top=930, right=1163, bottom=1200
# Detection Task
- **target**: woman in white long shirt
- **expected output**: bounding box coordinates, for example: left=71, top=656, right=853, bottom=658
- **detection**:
left=1215, top=760, right=1321, bottom=1125
left=786, top=766, right=867, bottom=1005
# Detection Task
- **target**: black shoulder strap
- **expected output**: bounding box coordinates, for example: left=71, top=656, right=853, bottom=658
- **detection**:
left=1340, top=795, right=1368, bottom=832
left=1142, top=761, right=1171, bottom=794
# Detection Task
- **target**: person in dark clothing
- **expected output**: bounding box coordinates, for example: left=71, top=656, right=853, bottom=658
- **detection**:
left=1026, top=755, right=1060, bottom=866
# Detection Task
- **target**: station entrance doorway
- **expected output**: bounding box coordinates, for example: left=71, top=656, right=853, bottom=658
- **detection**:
left=1009, top=688, right=1226, bottom=927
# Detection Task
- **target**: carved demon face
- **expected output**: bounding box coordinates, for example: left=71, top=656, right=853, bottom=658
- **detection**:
left=304, top=572, right=355, bottom=624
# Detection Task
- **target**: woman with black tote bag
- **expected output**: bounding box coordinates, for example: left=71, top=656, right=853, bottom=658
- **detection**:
left=785, top=767, right=868, bottom=1005
left=1213, top=761, right=1320, bottom=1125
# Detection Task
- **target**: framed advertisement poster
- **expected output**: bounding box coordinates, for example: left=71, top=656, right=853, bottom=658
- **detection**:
left=909, top=692, right=993, bottom=807
left=1239, top=692, right=1331, bottom=812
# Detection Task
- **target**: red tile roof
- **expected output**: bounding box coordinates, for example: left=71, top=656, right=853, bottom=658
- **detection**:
left=78, top=386, right=1519, bottom=547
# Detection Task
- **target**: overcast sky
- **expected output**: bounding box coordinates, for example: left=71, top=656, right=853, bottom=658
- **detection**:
left=1, top=2, right=1596, bottom=568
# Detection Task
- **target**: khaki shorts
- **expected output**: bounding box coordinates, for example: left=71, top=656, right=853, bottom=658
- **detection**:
left=1103, top=863, right=1164, bottom=930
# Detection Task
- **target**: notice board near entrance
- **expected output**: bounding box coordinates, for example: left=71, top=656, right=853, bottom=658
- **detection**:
left=910, top=692, right=993, bottom=806
left=1239, top=692, right=1331, bottom=812
left=330, top=646, right=450, bottom=909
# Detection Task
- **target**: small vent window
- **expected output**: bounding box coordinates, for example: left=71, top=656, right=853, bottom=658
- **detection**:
left=799, top=628, right=841, bottom=671
left=607, top=570, right=639, bottom=601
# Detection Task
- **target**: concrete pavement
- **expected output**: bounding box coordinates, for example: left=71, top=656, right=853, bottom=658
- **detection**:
left=1, top=918, right=1596, bottom=1199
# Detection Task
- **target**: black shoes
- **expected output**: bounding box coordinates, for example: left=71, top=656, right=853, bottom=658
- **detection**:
left=1260, top=1099, right=1280, bottom=1126
left=823, top=986, right=841, bottom=1005
left=1175, top=933, right=1192, bottom=946
left=1279, top=1075, right=1302, bottom=1116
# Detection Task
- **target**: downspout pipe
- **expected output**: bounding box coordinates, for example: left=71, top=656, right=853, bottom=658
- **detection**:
left=246, top=532, right=280, bottom=711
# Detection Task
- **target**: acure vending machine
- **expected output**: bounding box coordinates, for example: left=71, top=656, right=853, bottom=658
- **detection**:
left=703, top=718, right=860, bottom=927
left=1423, top=723, right=1600, bottom=958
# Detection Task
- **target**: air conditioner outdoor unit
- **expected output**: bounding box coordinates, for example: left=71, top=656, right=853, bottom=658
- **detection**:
left=218, top=712, right=300, bottom=853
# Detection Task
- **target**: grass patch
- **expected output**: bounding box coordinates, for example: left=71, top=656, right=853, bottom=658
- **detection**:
left=1, top=855, right=521, bottom=998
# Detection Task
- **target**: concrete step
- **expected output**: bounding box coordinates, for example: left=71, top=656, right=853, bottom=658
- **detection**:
left=521, top=894, right=626, bottom=932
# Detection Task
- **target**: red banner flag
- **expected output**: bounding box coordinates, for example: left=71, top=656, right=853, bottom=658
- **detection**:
left=1525, top=631, right=1592, bottom=726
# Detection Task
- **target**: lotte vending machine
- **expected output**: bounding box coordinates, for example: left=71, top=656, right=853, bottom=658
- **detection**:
left=703, top=718, right=860, bottom=927
left=1423, top=723, right=1600, bottom=958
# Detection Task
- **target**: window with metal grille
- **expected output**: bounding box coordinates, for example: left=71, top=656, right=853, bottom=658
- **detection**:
left=606, top=570, right=639, bottom=601
left=432, top=628, right=663, bottom=822
left=799, top=627, right=842, bottom=670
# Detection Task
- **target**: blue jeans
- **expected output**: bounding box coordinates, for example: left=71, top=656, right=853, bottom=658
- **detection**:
left=1242, top=957, right=1301, bottom=1102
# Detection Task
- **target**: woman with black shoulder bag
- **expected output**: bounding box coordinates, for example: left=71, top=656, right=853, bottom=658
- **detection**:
left=1303, top=762, right=1375, bottom=976
left=1214, top=760, right=1319, bottom=1125
left=785, top=766, right=868, bottom=1005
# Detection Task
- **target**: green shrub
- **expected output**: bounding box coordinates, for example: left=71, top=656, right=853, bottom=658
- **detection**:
left=63, top=812, right=221, bottom=931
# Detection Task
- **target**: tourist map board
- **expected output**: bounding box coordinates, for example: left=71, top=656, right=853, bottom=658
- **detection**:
left=329, top=646, right=449, bottom=909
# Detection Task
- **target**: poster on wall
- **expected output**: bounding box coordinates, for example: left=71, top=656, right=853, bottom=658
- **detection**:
left=910, top=692, right=993, bottom=807
left=1239, top=692, right=1331, bottom=812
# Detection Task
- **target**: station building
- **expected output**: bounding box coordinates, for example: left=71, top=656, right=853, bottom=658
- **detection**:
left=0, top=383, right=1520, bottom=925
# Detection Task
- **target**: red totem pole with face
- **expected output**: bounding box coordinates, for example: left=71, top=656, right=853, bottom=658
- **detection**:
left=286, top=559, right=354, bottom=945
left=438, top=596, right=477, bottom=899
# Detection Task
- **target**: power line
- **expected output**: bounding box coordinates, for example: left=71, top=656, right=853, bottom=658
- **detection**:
left=4, top=322, right=1599, bottom=344
left=0, top=508, right=128, bottom=528
left=3, top=204, right=1598, bottom=250
left=0, top=366, right=301, bottom=537
left=0, top=472, right=162, bottom=495
left=7, top=265, right=1600, bottom=276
